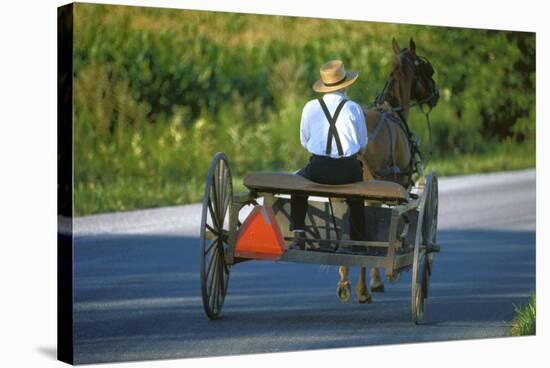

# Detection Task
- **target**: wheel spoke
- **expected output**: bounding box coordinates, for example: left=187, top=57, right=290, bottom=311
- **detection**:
left=220, top=254, right=227, bottom=304
left=204, top=224, right=220, bottom=240
left=211, top=170, right=220, bottom=224
left=210, top=266, right=217, bottom=311
left=205, top=223, right=217, bottom=236
left=222, top=188, right=231, bottom=229
left=210, top=254, right=220, bottom=310
left=222, top=165, right=231, bottom=219
left=219, top=160, right=226, bottom=213
left=223, top=259, right=230, bottom=276
left=204, top=238, right=219, bottom=255
left=205, top=229, right=216, bottom=241
left=215, top=253, right=224, bottom=310
left=222, top=262, right=229, bottom=296
left=208, top=250, right=219, bottom=305
left=206, top=244, right=218, bottom=281
left=215, top=162, right=223, bottom=222
left=216, top=162, right=226, bottom=227
left=208, top=197, right=220, bottom=230
left=222, top=167, right=230, bottom=228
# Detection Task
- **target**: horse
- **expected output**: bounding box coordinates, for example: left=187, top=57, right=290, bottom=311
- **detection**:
left=336, top=37, right=439, bottom=303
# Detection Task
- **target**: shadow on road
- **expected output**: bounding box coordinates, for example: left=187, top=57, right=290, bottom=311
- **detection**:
left=73, top=228, right=535, bottom=364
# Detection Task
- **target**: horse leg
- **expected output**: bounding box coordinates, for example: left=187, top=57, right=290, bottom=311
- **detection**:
left=336, top=266, right=351, bottom=302
left=356, top=267, right=372, bottom=304
left=370, top=267, right=385, bottom=292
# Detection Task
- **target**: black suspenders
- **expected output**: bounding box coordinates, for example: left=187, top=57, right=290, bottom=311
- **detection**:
left=318, top=98, right=348, bottom=156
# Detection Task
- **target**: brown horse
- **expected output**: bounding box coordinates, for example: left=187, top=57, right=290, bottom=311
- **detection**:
left=337, top=37, right=439, bottom=303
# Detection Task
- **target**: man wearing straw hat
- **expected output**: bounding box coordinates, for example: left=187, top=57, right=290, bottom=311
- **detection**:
left=290, top=59, right=368, bottom=250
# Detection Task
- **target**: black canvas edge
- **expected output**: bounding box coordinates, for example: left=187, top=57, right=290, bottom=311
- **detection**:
left=58, top=2, right=75, bottom=365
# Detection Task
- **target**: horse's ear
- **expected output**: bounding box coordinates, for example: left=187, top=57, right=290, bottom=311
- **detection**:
left=409, top=37, right=417, bottom=57
left=392, top=37, right=401, bottom=54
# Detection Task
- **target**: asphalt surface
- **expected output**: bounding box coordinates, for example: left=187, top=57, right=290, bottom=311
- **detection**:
left=73, top=169, right=536, bottom=364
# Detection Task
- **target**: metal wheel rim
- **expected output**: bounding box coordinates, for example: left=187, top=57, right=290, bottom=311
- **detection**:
left=199, top=152, right=232, bottom=319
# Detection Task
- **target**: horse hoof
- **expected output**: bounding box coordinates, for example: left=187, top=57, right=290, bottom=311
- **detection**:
left=336, top=282, right=351, bottom=303
left=358, top=294, right=372, bottom=304
left=370, top=282, right=385, bottom=293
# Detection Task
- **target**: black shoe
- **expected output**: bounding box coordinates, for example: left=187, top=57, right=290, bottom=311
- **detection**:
left=288, top=231, right=306, bottom=250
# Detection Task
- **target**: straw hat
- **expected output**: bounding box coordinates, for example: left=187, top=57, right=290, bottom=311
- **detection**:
left=312, top=60, right=359, bottom=93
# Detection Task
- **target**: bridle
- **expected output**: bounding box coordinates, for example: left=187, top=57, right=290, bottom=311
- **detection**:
left=374, top=49, right=439, bottom=165
left=376, top=50, right=439, bottom=112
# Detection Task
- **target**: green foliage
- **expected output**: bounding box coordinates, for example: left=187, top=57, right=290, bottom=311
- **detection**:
left=72, top=3, right=535, bottom=215
left=511, top=294, right=536, bottom=336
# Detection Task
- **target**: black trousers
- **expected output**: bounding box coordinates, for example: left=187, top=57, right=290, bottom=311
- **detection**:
left=290, top=154, right=366, bottom=241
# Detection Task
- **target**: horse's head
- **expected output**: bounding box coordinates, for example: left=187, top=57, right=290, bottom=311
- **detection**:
left=377, top=38, right=439, bottom=111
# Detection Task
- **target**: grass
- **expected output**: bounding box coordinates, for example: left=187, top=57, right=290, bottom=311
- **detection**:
left=74, top=144, right=534, bottom=216
left=70, top=4, right=535, bottom=217
left=429, top=143, right=535, bottom=177
left=511, top=293, right=536, bottom=336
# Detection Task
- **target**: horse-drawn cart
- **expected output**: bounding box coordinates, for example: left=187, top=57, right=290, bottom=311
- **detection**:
left=199, top=151, right=440, bottom=324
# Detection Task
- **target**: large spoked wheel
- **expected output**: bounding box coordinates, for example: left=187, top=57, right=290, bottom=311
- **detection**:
left=411, top=173, right=438, bottom=324
left=422, top=174, right=438, bottom=300
left=199, top=152, right=233, bottom=320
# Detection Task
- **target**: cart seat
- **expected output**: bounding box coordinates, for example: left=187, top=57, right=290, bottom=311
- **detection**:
left=244, top=172, right=409, bottom=202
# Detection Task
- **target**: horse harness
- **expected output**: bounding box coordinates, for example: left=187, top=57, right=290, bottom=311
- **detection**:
left=367, top=111, right=409, bottom=181
left=371, top=50, right=440, bottom=186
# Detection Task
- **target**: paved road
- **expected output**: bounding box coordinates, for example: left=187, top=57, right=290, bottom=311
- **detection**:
left=73, top=169, right=536, bottom=364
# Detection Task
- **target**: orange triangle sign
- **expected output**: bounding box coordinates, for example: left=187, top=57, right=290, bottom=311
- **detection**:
left=235, top=206, right=286, bottom=261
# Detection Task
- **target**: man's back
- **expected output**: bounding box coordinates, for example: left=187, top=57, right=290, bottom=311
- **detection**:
left=300, top=91, right=367, bottom=158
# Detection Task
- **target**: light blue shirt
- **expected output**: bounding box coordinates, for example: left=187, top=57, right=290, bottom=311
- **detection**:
left=300, top=90, right=368, bottom=158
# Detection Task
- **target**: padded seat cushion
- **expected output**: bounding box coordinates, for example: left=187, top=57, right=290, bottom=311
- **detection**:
left=244, top=172, right=408, bottom=202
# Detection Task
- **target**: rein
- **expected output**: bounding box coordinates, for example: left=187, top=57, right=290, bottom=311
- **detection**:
left=368, top=52, right=438, bottom=184
left=375, top=55, right=438, bottom=162
left=375, top=78, right=438, bottom=114
left=419, top=103, right=434, bottom=163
